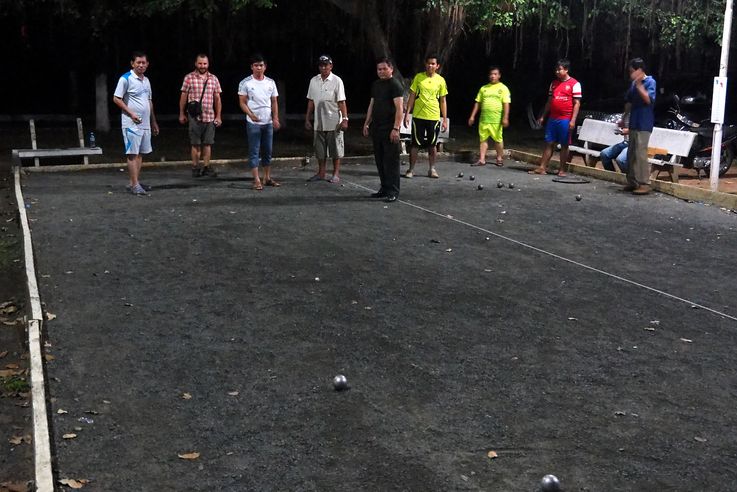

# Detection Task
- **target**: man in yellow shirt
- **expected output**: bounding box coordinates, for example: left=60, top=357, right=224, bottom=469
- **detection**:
left=467, top=66, right=510, bottom=166
left=403, top=55, right=448, bottom=179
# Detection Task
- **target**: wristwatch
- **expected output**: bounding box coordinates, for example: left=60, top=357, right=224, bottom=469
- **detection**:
left=392, top=127, right=400, bottom=131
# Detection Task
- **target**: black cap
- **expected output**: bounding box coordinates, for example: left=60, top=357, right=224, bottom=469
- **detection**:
left=318, top=55, right=333, bottom=65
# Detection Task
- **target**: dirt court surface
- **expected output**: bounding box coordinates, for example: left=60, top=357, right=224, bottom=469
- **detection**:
left=19, top=158, right=737, bottom=491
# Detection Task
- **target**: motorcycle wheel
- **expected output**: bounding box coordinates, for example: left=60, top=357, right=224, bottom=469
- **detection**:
left=719, top=146, right=734, bottom=177
left=705, top=145, right=735, bottom=177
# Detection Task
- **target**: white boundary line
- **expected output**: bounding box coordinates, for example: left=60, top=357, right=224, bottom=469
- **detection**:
left=13, top=167, right=54, bottom=491
left=348, top=180, right=737, bottom=322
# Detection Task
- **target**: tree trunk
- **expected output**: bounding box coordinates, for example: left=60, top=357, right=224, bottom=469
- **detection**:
left=95, top=74, right=111, bottom=133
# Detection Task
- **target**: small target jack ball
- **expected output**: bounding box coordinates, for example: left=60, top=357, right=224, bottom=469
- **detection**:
left=508, top=183, right=515, bottom=189
left=540, top=474, right=561, bottom=492
left=457, top=172, right=464, bottom=178
left=575, top=194, right=582, bottom=201
left=333, top=375, right=349, bottom=391
left=497, top=181, right=504, bottom=188
left=470, top=175, right=476, bottom=181
left=477, top=184, right=484, bottom=190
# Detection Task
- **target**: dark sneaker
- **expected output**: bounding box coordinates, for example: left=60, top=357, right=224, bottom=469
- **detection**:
left=192, top=167, right=203, bottom=178
left=202, top=166, right=218, bottom=177
left=370, top=191, right=387, bottom=198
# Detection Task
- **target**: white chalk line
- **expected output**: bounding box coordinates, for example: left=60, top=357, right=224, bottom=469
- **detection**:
left=14, top=167, right=54, bottom=491
left=347, top=180, right=737, bottom=322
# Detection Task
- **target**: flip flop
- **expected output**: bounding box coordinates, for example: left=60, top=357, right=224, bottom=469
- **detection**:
left=528, top=168, right=546, bottom=175
left=307, top=174, right=323, bottom=182
left=252, top=182, right=264, bottom=190
left=495, top=159, right=504, bottom=167
left=470, top=161, right=487, bottom=167
left=264, top=179, right=281, bottom=187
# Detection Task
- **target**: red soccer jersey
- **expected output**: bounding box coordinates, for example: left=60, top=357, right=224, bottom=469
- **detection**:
left=548, top=77, right=582, bottom=120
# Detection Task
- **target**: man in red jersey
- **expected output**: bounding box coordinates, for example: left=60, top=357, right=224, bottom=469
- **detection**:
left=529, top=59, right=582, bottom=176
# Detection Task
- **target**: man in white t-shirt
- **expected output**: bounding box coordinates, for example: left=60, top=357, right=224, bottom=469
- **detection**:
left=238, top=53, right=281, bottom=190
left=305, top=55, right=348, bottom=183
left=113, top=51, right=160, bottom=195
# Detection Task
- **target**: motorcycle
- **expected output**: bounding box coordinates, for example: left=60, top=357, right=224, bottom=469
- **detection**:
left=660, top=94, right=737, bottom=177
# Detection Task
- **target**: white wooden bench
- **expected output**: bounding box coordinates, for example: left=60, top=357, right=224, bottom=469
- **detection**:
left=400, top=114, right=450, bottom=154
left=569, top=118, right=625, bottom=166
left=571, top=118, right=696, bottom=182
left=11, top=118, right=102, bottom=167
left=647, top=127, right=696, bottom=183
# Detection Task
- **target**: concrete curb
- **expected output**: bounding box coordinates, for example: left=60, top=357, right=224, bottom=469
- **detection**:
left=508, top=149, right=737, bottom=210
left=13, top=167, right=54, bottom=492
left=20, top=155, right=377, bottom=173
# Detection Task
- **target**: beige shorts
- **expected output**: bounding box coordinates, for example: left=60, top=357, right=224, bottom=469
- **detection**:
left=313, top=130, right=344, bottom=160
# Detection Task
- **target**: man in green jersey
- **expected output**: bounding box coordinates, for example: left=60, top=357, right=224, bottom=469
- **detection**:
left=467, top=66, right=510, bottom=166
left=403, top=55, right=448, bottom=179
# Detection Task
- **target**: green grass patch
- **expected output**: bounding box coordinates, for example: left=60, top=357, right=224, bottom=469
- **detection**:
left=1, top=375, right=30, bottom=395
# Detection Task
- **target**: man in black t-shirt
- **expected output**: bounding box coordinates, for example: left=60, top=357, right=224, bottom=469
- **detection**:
left=362, top=57, right=405, bottom=202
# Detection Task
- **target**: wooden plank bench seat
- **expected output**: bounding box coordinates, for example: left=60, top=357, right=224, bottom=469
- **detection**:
left=646, top=127, right=696, bottom=183
left=569, top=118, right=626, bottom=166
left=11, top=118, right=102, bottom=167
left=570, top=118, right=696, bottom=182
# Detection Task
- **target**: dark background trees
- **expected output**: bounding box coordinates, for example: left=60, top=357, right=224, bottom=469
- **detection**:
left=3, top=0, right=736, bottom=127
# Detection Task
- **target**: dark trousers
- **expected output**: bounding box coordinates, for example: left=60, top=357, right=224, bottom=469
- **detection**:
left=372, top=133, right=401, bottom=197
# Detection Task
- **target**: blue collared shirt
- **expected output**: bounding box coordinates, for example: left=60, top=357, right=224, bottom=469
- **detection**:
left=627, top=76, right=656, bottom=131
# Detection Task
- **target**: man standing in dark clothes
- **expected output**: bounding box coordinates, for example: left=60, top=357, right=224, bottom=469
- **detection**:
left=362, top=57, right=405, bottom=203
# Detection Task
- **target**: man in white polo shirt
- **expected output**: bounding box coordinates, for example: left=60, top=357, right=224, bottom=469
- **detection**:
left=113, top=51, right=160, bottom=195
left=305, top=54, right=348, bottom=183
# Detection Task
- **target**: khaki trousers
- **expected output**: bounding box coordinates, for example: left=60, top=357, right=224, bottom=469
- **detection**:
left=627, top=130, right=651, bottom=187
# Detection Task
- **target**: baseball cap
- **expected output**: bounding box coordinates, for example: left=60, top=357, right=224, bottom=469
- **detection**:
left=318, top=55, right=333, bottom=65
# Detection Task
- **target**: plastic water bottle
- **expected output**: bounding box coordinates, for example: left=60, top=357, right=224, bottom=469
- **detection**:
left=89, top=131, right=96, bottom=148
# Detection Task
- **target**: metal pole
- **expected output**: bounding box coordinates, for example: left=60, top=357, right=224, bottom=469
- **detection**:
left=710, top=0, right=733, bottom=192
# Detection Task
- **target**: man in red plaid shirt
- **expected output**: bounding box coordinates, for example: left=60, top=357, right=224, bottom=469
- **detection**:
left=179, top=54, right=223, bottom=177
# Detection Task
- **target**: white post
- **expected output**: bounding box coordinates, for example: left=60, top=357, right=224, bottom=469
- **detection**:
left=710, top=0, right=733, bottom=192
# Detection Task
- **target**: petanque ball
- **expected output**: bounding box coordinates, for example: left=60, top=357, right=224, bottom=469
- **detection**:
left=458, top=172, right=464, bottom=178
left=333, top=375, right=349, bottom=391
left=497, top=181, right=504, bottom=188
left=477, top=184, right=484, bottom=190
left=508, top=183, right=515, bottom=189
left=470, top=175, right=476, bottom=181
left=575, top=194, right=582, bottom=201
left=540, top=474, right=561, bottom=492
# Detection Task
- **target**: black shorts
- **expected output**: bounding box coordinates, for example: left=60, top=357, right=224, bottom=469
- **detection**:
left=410, top=118, right=440, bottom=148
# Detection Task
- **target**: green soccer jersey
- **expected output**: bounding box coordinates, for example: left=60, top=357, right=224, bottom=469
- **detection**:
left=475, top=82, right=511, bottom=124
left=410, top=72, right=448, bottom=121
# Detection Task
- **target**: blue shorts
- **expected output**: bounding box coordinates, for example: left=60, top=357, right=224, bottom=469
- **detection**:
left=544, top=118, right=571, bottom=145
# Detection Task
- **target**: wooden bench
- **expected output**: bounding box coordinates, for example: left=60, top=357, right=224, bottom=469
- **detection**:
left=570, top=118, right=625, bottom=166
left=647, top=127, right=696, bottom=183
left=11, top=118, right=102, bottom=167
left=570, top=118, right=696, bottom=182
left=399, top=114, right=451, bottom=154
